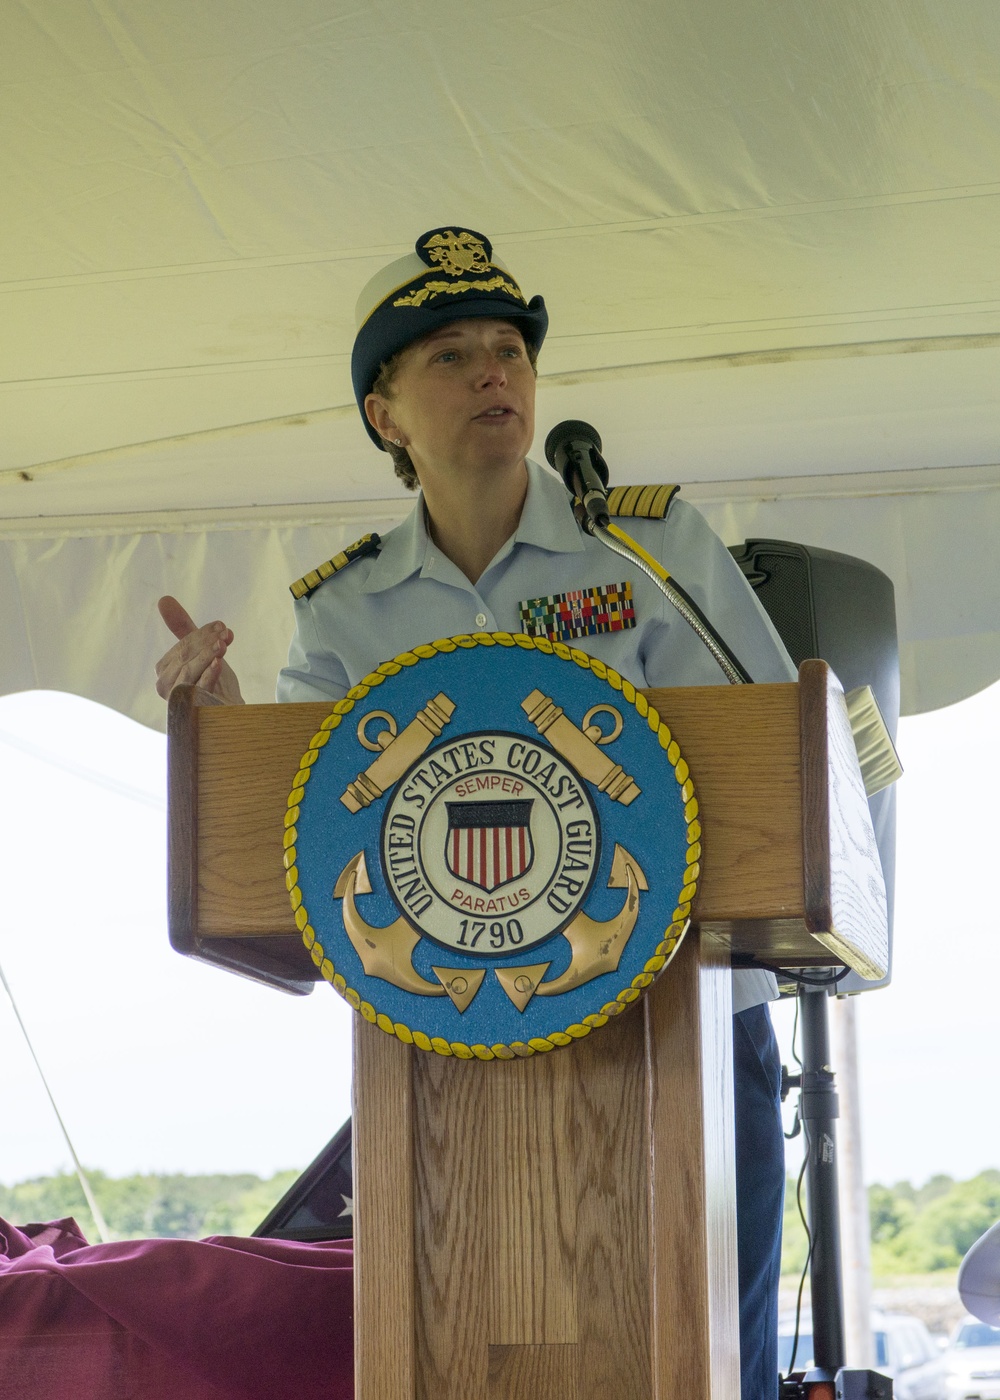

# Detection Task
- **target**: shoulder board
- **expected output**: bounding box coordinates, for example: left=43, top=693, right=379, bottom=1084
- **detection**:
left=289, top=532, right=382, bottom=600
left=606, top=484, right=680, bottom=519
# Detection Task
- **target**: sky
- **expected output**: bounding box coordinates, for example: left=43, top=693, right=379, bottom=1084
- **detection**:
left=1, top=678, right=998, bottom=1190
left=0, top=689, right=353, bottom=1185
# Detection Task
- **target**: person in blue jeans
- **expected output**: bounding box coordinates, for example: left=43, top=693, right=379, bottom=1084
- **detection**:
left=155, top=226, right=789, bottom=1398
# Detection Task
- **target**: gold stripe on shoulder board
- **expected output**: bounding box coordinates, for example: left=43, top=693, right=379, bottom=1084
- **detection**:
left=289, top=532, right=382, bottom=600
left=606, top=484, right=679, bottom=520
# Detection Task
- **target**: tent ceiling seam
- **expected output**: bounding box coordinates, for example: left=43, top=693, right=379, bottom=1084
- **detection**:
left=4, top=331, right=1000, bottom=481
left=3, top=183, right=1000, bottom=297
left=540, top=331, right=1000, bottom=385
left=1, top=463, right=997, bottom=539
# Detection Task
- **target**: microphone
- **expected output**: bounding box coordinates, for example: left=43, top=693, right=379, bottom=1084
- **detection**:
left=544, top=420, right=610, bottom=527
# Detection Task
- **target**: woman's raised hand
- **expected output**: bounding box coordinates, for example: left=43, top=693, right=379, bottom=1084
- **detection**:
left=154, top=596, right=245, bottom=705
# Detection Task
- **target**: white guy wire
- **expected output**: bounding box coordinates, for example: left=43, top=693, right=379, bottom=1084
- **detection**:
left=0, top=956, right=112, bottom=1242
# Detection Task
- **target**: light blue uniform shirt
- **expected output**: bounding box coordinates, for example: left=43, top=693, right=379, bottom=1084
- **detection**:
left=278, top=459, right=797, bottom=1012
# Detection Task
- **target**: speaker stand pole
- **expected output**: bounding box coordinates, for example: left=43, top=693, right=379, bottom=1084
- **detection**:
left=782, top=990, right=893, bottom=1399
left=800, top=985, right=845, bottom=1385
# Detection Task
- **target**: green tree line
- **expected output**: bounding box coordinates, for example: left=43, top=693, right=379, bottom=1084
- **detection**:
left=782, top=1169, right=1000, bottom=1277
left=3, top=1165, right=998, bottom=1267
left=0, top=1168, right=299, bottom=1242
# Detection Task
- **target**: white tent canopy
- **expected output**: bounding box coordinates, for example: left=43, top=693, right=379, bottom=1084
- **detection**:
left=2, top=0, right=997, bottom=726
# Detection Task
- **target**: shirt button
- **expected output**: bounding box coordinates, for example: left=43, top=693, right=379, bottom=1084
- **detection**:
left=475, top=612, right=488, bottom=628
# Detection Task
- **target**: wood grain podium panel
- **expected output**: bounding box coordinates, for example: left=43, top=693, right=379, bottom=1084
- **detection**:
left=487, top=1343, right=580, bottom=1399
left=646, top=934, right=738, bottom=1398
left=641, top=683, right=802, bottom=926
left=352, top=928, right=737, bottom=1400
left=410, top=1051, right=491, bottom=1394
left=352, top=1018, right=416, bottom=1400
left=799, top=661, right=889, bottom=980
left=486, top=1052, right=578, bottom=1346
left=569, top=1009, right=649, bottom=1399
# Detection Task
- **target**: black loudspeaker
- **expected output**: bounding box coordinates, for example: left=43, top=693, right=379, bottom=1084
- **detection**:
left=728, top=540, right=900, bottom=993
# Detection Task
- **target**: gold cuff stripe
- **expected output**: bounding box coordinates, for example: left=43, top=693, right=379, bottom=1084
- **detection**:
left=284, top=631, right=699, bottom=1059
left=606, top=483, right=680, bottom=520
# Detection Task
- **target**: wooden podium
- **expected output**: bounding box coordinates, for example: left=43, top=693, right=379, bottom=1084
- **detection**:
left=168, top=660, right=887, bottom=1400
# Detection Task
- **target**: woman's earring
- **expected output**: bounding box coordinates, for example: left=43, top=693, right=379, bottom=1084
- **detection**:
left=394, top=438, right=402, bottom=446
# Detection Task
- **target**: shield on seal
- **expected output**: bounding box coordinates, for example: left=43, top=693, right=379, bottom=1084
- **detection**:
left=445, top=799, right=534, bottom=893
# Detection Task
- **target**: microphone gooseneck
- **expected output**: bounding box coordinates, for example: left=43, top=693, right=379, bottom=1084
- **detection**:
left=590, top=523, right=752, bottom=685
left=543, top=418, right=753, bottom=686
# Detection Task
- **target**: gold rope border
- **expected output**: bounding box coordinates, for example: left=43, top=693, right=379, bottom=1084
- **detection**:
left=283, top=632, right=701, bottom=1060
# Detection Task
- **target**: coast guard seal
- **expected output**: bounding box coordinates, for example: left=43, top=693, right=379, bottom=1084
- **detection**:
left=284, top=634, right=701, bottom=1059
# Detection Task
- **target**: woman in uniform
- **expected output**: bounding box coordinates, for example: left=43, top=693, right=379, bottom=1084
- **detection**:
left=155, top=226, right=791, bottom=1400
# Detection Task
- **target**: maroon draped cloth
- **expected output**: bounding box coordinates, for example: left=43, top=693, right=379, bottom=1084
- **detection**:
left=0, top=1217, right=353, bottom=1400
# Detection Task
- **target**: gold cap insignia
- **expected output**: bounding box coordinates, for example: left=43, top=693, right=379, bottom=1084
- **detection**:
left=419, top=229, right=492, bottom=278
